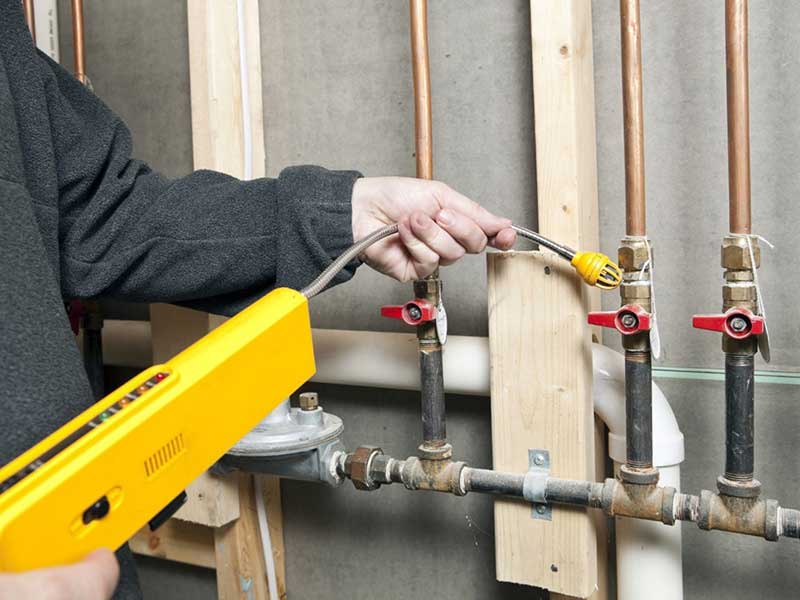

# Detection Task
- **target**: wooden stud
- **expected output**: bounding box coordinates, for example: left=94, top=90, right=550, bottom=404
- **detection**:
left=214, top=474, right=269, bottom=600
left=486, top=1, right=605, bottom=597
left=488, top=252, right=597, bottom=597
left=138, top=3, right=286, bottom=598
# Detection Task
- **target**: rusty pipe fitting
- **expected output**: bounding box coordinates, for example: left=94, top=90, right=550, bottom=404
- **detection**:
left=697, top=490, right=779, bottom=541
left=401, top=456, right=467, bottom=496
left=601, top=479, right=677, bottom=525
left=343, top=446, right=384, bottom=491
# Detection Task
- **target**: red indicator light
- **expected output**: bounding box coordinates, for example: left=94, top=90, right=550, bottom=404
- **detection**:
left=155, top=372, right=167, bottom=381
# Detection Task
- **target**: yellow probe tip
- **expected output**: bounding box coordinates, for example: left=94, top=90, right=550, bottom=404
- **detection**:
left=570, top=252, right=622, bottom=290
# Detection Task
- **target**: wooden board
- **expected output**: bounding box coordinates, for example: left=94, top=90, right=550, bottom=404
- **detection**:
left=214, top=474, right=270, bottom=600
left=149, top=0, right=268, bottom=529
left=130, top=519, right=215, bottom=570
left=137, top=3, right=287, bottom=599
left=487, top=1, right=604, bottom=597
left=488, top=252, right=596, bottom=597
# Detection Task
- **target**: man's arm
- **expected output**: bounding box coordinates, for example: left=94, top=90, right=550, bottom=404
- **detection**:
left=38, top=53, right=360, bottom=315
left=37, top=52, right=516, bottom=314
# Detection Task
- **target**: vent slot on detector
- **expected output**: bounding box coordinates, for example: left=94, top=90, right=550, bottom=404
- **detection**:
left=144, top=434, right=185, bottom=478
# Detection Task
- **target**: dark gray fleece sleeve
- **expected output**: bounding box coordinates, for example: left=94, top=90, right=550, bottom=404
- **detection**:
left=38, top=53, right=360, bottom=316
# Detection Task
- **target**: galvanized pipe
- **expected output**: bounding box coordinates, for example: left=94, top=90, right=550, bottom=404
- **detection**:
left=620, top=0, right=646, bottom=237
left=725, top=0, right=751, bottom=234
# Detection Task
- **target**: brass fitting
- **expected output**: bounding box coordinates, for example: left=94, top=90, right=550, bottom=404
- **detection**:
left=721, top=235, right=760, bottom=270
left=618, top=237, right=651, bottom=273
left=721, top=236, right=761, bottom=354
left=413, top=278, right=441, bottom=345
left=298, top=392, right=319, bottom=411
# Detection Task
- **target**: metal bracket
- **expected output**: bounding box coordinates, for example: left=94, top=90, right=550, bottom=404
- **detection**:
left=524, top=448, right=551, bottom=521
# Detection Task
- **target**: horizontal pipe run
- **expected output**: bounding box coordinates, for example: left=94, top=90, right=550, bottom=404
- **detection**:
left=340, top=446, right=799, bottom=542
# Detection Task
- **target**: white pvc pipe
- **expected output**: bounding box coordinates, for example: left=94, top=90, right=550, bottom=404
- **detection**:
left=98, top=322, right=685, bottom=599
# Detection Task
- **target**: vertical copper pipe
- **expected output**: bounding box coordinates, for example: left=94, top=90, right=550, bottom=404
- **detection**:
left=726, top=0, right=751, bottom=234
left=72, top=0, right=87, bottom=85
left=23, top=0, right=36, bottom=42
left=620, top=0, right=646, bottom=237
left=409, top=0, right=433, bottom=181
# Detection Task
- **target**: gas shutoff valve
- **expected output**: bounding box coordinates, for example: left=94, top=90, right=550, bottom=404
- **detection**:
left=380, top=299, right=437, bottom=326
left=692, top=307, right=764, bottom=340
left=587, top=304, right=652, bottom=336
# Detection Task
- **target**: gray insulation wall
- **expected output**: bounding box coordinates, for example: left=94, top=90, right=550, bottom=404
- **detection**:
left=56, top=1, right=800, bottom=599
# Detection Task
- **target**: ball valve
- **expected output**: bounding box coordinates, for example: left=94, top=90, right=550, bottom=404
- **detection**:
left=587, top=304, right=652, bottom=336
left=692, top=307, right=764, bottom=340
left=380, top=299, right=437, bottom=326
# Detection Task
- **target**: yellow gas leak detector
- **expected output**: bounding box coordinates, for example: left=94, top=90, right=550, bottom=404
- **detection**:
left=0, top=287, right=315, bottom=572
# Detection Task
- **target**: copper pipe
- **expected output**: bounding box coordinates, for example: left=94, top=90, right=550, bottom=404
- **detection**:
left=726, top=0, right=751, bottom=234
left=620, top=0, right=646, bottom=237
left=23, top=0, right=36, bottom=42
left=72, top=0, right=87, bottom=85
left=409, top=0, right=433, bottom=181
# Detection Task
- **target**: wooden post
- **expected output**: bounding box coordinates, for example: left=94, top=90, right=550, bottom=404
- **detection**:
left=141, top=2, right=285, bottom=598
left=486, top=1, right=605, bottom=597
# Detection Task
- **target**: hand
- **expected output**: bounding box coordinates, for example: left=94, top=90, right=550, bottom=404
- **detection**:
left=0, top=549, right=119, bottom=600
left=351, top=177, right=516, bottom=281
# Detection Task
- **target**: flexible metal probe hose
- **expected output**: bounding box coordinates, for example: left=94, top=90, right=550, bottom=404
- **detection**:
left=301, top=222, right=620, bottom=299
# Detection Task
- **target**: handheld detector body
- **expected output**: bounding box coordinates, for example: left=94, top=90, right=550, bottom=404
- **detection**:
left=0, top=288, right=315, bottom=572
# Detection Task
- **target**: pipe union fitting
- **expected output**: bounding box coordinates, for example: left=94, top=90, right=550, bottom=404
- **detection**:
left=346, top=446, right=383, bottom=491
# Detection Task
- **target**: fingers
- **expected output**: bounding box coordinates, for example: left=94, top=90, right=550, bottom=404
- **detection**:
left=408, top=212, right=466, bottom=266
left=434, top=183, right=513, bottom=237
left=490, top=227, right=517, bottom=250
left=48, top=550, right=120, bottom=600
left=0, top=550, right=119, bottom=600
left=434, top=209, right=487, bottom=253
left=397, top=220, right=439, bottom=279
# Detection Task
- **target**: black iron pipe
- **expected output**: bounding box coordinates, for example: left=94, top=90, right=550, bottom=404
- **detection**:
left=419, top=347, right=446, bottom=444
left=625, top=350, right=653, bottom=470
left=464, top=468, right=524, bottom=497
left=724, top=353, right=755, bottom=482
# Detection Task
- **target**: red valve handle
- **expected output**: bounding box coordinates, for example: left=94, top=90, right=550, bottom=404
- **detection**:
left=587, top=304, right=652, bottom=336
left=380, top=299, right=437, bottom=326
left=692, top=307, right=764, bottom=340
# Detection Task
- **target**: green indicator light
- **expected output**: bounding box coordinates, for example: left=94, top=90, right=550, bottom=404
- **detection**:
left=100, top=412, right=110, bottom=421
